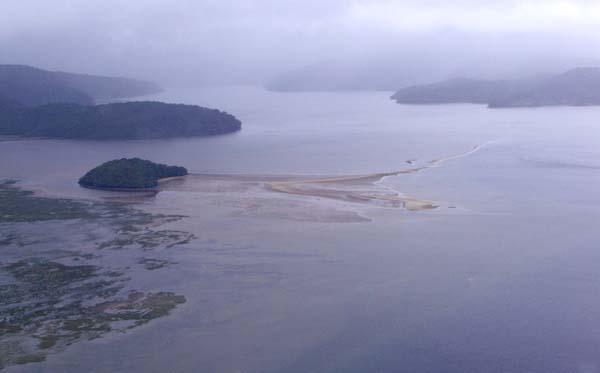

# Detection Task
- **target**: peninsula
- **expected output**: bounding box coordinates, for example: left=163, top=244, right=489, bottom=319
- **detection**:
left=391, top=67, right=600, bottom=108
left=0, top=101, right=242, bottom=139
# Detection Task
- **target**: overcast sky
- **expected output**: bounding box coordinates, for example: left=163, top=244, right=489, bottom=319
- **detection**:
left=1, top=0, right=599, bottom=86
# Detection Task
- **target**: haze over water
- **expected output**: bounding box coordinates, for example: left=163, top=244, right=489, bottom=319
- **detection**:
left=3, top=87, right=600, bottom=372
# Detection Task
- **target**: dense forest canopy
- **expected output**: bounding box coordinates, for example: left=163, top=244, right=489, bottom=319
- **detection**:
left=79, top=158, right=188, bottom=189
left=0, top=101, right=242, bottom=139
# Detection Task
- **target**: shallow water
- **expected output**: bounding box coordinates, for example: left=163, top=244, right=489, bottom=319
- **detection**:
left=2, top=87, right=600, bottom=372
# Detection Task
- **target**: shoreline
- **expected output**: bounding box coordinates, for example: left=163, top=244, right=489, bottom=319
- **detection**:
left=265, top=143, right=487, bottom=211
left=35, top=144, right=486, bottom=214
left=79, top=175, right=188, bottom=192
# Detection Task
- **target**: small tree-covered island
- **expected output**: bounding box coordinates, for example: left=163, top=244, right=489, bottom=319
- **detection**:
left=79, top=158, right=188, bottom=190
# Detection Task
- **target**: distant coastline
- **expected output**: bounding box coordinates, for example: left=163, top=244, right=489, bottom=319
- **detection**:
left=0, top=64, right=241, bottom=141
left=0, top=64, right=162, bottom=106
left=0, top=101, right=242, bottom=140
left=392, top=67, right=600, bottom=108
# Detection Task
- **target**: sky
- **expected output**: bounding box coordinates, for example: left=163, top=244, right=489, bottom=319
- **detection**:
left=1, top=0, right=599, bottom=86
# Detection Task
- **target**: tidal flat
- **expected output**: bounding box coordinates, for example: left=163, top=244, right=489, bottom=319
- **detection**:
left=0, top=181, right=191, bottom=369
left=3, top=88, right=600, bottom=372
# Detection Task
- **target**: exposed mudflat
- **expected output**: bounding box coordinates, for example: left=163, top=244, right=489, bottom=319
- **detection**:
left=0, top=181, right=190, bottom=369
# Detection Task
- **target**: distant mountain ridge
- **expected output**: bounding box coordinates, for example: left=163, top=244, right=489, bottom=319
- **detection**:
left=266, top=59, right=443, bottom=92
left=0, top=65, right=241, bottom=140
left=489, top=67, right=600, bottom=108
left=391, top=67, right=600, bottom=108
left=0, top=65, right=94, bottom=106
left=391, top=77, right=544, bottom=105
left=0, top=65, right=162, bottom=106
left=53, top=70, right=162, bottom=101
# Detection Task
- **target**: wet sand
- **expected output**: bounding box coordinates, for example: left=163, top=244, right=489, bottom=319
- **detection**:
left=262, top=144, right=485, bottom=211
left=18, top=144, right=485, bottom=223
left=157, top=144, right=486, bottom=219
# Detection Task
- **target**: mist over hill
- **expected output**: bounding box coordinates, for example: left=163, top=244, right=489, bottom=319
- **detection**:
left=53, top=71, right=162, bottom=101
left=0, top=64, right=238, bottom=140
left=265, top=59, right=437, bottom=92
left=265, top=38, right=600, bottom=93
left=0, top=65, right=94, bottom=106
left=391, top=77, right=543, bottom=105
left=391, top=67, right=600, bottom=108
left=0, top=65, right=161, bottom=106
left=489, top=67, right=600, bottom=108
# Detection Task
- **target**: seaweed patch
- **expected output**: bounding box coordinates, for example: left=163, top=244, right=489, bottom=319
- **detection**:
left=0, top=182, right=192, bottom=369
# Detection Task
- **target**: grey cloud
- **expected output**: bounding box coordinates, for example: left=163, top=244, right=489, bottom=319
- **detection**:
left=0, top=1, right=599, bottom=87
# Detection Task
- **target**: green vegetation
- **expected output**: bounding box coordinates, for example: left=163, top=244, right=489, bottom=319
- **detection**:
left=0, top=258, right=185, bottom=369
left=79, top=158, right=188, bottom=189
left=0, top=180, right=98, bottom=223
left=0, top=101, right=242, bottom=139
left=0, top=182, right=193, bottom=368
left=138, top=258, right=176, bottom=271
left=0, top=180, right=194, bottom=248
left=0, top=65, right=241, bottom=140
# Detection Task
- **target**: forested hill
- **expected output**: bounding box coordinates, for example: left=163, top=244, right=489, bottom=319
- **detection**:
left=391, top=67, right=600, bottom=108
left=0, top=101, right=242, bottom=140
left=489, top=68, right=600, bottom=108
left=53, top=71, right=162, bottom=101
left=0, top=65, right=94, bottom=106
left=0, top=65, right=162, bottom=106
left=0, top=95, right=23, bottom=111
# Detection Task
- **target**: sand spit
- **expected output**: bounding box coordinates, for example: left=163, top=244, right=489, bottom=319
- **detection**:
left=156, top=144, right=486, bottom=222
left=264, top=144, right=485, bottom=211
